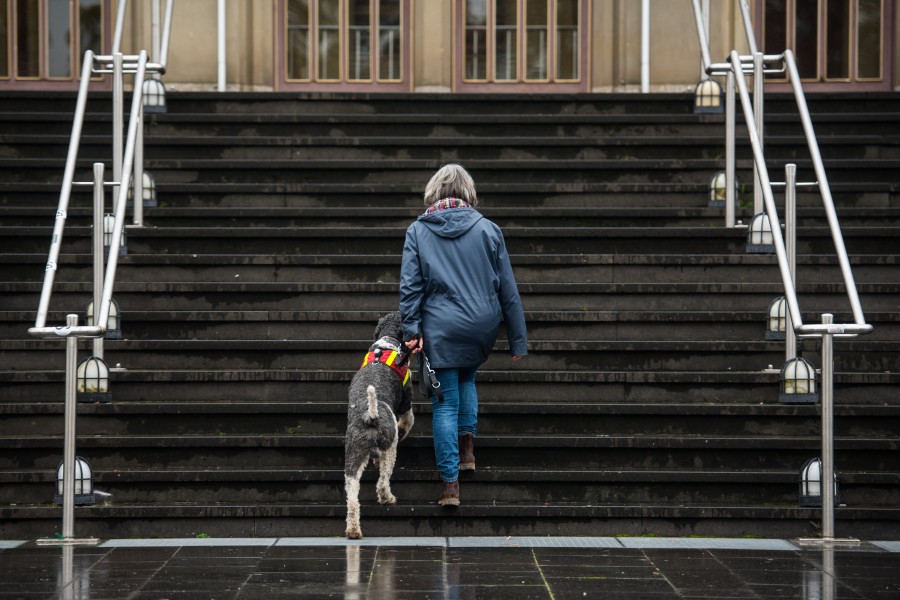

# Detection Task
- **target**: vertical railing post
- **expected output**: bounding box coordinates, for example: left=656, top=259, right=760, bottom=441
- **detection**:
left=113, top=53, right=124, bottom=206
left=62, top=314, right=79, bottom=539
left=641, top=0, right=650, bottom=93
left=92, top=164, right=105, bottom=359
left=134, top=102, right=144, bottom=226
left=821, top=313, right=836, bottom=539
left=752, top=52, right=765, bottom=215
left=785, top=164, right=797, bottom=361
left=725, top=69, right=736, bottom=228
left=218, top=0, right=227, bottom=92
left=152, top=0, right=161, bottom=61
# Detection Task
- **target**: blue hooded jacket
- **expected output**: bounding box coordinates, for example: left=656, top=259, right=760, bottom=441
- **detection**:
left=400, top=206, right=528, bottom=368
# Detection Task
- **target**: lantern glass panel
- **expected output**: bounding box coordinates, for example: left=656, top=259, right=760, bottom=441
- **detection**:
left=694, top=78, right=722, bottom=109
left=77, top=357, right=109, bottom=393
left=750, top=214, right=774, bottom=245
left=56, top=457, right=93, bottom=495
left=768, top=297, right=786, bottom=332
left=782, top=358, right=816, bottom=394
left=709, top=171, right=726, bottom=202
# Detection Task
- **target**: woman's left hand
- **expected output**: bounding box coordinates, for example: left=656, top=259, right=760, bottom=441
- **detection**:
left=405, top=337, right=423, bottom=354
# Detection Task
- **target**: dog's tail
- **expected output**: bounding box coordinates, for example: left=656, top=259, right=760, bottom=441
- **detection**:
left=365, top=385, right=379, bottom=425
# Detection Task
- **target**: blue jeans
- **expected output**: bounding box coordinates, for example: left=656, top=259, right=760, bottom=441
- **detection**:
left=431, top=366, right=479, bottom=483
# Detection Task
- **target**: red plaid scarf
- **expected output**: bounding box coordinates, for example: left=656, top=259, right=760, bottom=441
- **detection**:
left=425, top=198, right=471, bottom=215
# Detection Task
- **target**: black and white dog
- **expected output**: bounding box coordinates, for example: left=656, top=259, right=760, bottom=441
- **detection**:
left=344, top=312, right=415, bottom=539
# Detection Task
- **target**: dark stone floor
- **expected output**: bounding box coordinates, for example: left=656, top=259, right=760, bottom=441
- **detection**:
left=1, top=537, right=898, bottom=599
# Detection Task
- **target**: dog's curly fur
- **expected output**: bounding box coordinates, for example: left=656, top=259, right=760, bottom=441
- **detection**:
left=344, top=312, right=414, bottom=539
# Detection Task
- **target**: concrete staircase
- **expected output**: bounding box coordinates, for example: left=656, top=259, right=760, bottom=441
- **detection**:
left=1, top=91, right=898, bottom=540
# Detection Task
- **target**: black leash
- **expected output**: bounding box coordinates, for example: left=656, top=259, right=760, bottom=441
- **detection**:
left=418, top=351, right=444, bottom=403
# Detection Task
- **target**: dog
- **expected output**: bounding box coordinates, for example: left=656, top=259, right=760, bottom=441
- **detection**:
left=344, top=312, right=415, bottom=539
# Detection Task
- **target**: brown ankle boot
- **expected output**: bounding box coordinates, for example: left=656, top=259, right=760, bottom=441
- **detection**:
left=459, top=433, right=476, bottom=471
left=437, top=481, right=460, bottom=506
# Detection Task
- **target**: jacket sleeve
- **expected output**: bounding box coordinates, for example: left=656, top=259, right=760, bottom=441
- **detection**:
left=399, top=223, right=425, bottom=341
left=495, top=230, right=528, bottom=357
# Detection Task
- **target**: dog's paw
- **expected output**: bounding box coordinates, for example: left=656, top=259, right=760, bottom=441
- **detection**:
left=377, top=492, right=397, bottom=505
left=346, top=529, right=363, bottom=540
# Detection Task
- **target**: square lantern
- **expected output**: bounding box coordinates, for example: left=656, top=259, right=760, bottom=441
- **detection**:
left=103, top=214, right=127, bottom=255
left=85, top=299, right=122, bottom=340
left=142, top=77, right=167, bottom=113
left=77, top=356, right=112, bottom=403
left=779, top=356, right=818, bottom=404
left=707, top=171, right=740, bottom=208
left=693, top=78, right=724, bottom=114
left=765, top=296, right=786, bottom=341
left=54, top=456, right=96, bottom=506
left=746, top=213, right=775, bottom=254
left=799, top=457, right=840, bottom=507
left=128, top=171, right=158, bottom=208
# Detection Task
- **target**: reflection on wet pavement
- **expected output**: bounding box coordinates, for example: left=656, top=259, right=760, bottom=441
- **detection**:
left=1, top=537, right=899, bottom=599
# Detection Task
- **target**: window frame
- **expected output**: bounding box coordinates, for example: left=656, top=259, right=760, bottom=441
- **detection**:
left=757, top=0, right=891, bottom=91
left=277, top=0, right=412, bottom=92
left=454, top=0, right=589, bottom=93
left=0, top=0, right=109, bottom=90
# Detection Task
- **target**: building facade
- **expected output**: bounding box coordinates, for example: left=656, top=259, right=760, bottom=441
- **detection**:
left=1, top=0, right=897, bottom=93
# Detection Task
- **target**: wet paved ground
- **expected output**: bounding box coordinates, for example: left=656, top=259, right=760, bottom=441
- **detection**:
left=1, top=537, right=899, bottom=599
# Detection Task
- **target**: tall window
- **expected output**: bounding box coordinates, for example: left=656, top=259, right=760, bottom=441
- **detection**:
left=286, top=0, right=405, bottom=84
left=762, top=0, right=885, bottom=84
left=1, top=0, right=104, bottom=83
left=462, top=0, right=583, bottom=86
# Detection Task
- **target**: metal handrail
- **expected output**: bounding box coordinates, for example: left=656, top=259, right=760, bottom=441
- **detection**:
left=727, top=49, right=872, bottom=337
left=691, top=2, right=873, bottom=543
left=28, top=51, right=152, bottom=340
left=30, top=53, right=102, bottom=337
left=112, top=0, right=174, bottom=69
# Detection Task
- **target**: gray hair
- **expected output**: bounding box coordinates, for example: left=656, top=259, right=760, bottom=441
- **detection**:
left=423, top=164, right=478, bottom=207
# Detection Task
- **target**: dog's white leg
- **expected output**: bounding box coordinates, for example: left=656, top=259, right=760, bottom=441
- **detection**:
left=345, top=461, right=367, bottom=539
left=376, top=424, right=399, bottom=505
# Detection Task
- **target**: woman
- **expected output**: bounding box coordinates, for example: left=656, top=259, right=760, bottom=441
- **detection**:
left=400, top=163, right=528, bottom=506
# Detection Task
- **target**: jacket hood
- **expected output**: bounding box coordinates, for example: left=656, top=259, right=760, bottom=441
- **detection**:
left=418, top=208, right=484, bottom=239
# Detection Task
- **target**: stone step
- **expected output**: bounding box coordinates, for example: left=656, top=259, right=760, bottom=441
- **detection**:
left=4, top=157, right=900, bottom=188
left=5, top=90, right=900, bottom=116
left=3, top=369, right=896, bottom=405
left=2, top=466, right=896, bottom=507
left=3, top=225, right=898, bottom=255
left=4, top=181, right=899, bottom=211
left=2, top=339, right=896, bottom=372
left=2, top=253, right=897, bottom=287
left=3, top=280, right=897, bottom=313
left=3, top=500, right=898, bottom=539
left=5, top=308, right=897, bottom=342
left=3, top=133, right=899, bottom=162
left=5, top=206, right=900, bottom=228
left=4, top=429, right=897, bottom=466
left=4, top=400, right=897, bottom=437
